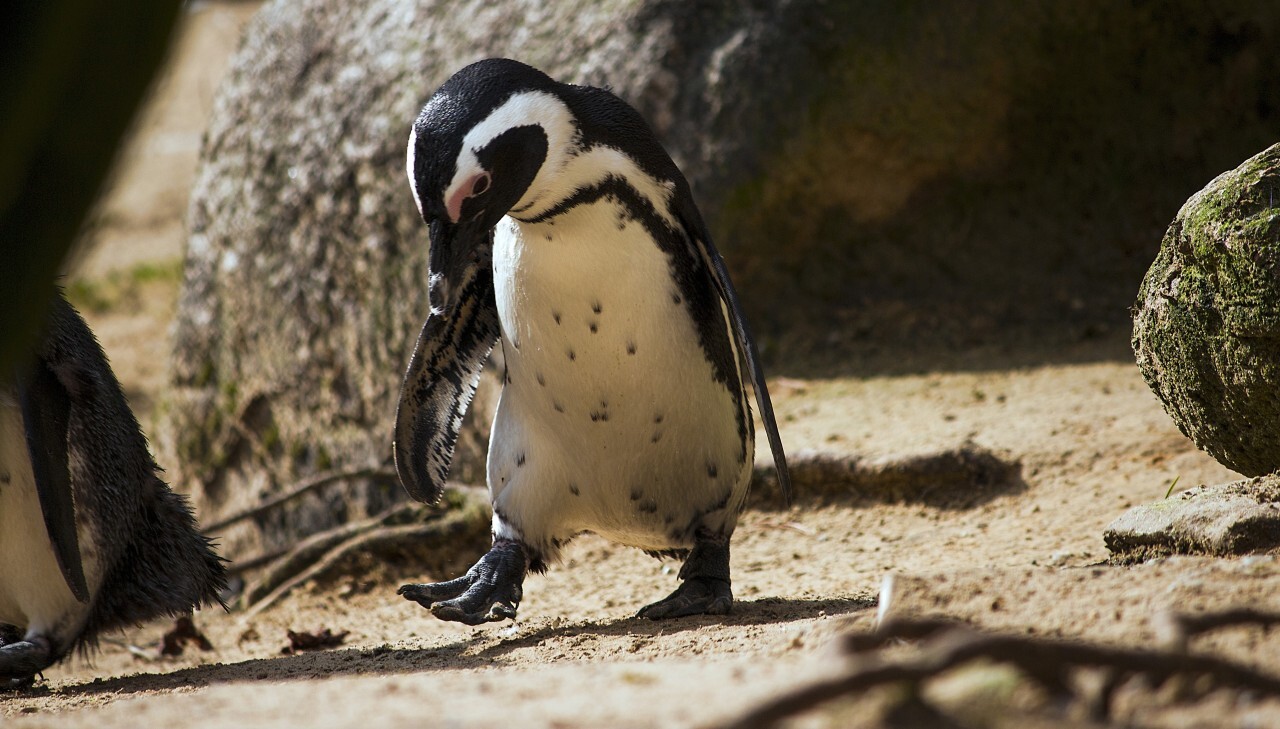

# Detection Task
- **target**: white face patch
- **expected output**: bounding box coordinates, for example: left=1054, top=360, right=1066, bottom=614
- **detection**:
left=441, top=91, right=576, bottom=220
left=441, top=90, right=677, bottom=228
left=406, top=126, right=422, bottom=217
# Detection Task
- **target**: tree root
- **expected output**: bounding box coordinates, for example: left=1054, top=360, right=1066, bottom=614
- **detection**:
left=201, top=465, right=399, bottom=534
left=232, top=486, right=491, bottom=612
left=723, top=612, right=1280, bottom=728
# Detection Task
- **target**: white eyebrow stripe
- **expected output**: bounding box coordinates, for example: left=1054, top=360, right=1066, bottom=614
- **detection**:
left=442, top=90, right=576, bottom=218
left=438, top=89, right=677, bottom=228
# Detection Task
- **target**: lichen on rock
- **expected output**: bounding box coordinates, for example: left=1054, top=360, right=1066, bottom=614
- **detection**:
left=1132, top=143, right=1280, bottom=477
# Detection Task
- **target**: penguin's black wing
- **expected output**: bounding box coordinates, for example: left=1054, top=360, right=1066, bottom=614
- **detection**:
left=672, top=198, right=793, bottom=507
left=17, top=358, right=90, bottom=603
left=393, top=252, right=501, bottom=504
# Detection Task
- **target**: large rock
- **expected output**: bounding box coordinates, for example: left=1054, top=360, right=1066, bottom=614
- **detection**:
left=167, top=0, right=1280, bottom=557
left=1132, top=144, right=1280, bottom=476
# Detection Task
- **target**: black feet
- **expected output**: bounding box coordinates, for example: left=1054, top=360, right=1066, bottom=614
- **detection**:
left=638, top=532, right=733, bottom=619
left=398, top=538, right=529, bottom=625
left=0, top=632, right=52, bottom=690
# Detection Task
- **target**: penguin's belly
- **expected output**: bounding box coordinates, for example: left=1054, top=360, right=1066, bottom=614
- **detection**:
left=489, top=202, right=752, bottom=553
left=0, top=396, right=92, bottom=642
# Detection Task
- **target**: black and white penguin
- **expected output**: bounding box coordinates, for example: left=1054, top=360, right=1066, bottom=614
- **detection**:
left=394, top=58, right=791, bottom=625
left=0, top=294, right=226, bottom=688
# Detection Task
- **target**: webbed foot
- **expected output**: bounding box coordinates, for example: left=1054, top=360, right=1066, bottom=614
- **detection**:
left=0, top=633, right=53, bottom=689
left=398, top=538, right=528, bottom=625
left=638, top=531, right=733, bottom=619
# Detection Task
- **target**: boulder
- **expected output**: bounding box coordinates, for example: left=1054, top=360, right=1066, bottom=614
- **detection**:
left=167, top=0, right=1280, bottom=557
left=1132, top=144, right=1280, bottom=476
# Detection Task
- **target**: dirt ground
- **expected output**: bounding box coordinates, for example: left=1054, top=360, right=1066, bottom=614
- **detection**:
left=7, top=3, right=1280, bottom=728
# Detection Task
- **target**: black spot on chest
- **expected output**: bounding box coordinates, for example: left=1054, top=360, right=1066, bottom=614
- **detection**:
left=523, top=176, right=749, bottom=458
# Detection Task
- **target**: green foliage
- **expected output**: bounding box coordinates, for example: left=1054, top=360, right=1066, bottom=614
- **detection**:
left=65, top=259, right=183, bottom=313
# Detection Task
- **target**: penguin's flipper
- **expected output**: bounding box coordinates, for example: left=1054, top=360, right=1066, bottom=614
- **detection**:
left=674, top=205, right=793, bottom=507
left=393, top=253, right=501, bottom=504
left=17, top=359, right=90, bottom=604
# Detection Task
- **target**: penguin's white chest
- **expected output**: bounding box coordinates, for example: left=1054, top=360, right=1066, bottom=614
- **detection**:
left=487, top=199, right=751, bottom=553
left=0, top=396, right=93, bottom=641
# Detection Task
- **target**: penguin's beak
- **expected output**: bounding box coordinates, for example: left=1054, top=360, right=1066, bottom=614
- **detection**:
left=427, top=217, right=492, bottom=313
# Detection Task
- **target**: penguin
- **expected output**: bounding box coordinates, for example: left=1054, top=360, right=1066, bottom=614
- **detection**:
left=0, top=293, right=226, bottom=688
left=394, top=58, right=791, bottom=626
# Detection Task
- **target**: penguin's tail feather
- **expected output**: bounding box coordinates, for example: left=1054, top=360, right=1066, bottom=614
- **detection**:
left=77, top=474, right=229, bottom=649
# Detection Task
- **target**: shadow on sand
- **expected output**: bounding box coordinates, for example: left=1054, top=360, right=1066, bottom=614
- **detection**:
left=38, top=595, right=873, bottom=700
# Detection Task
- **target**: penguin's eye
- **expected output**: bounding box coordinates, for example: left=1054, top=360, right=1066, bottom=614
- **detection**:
left=472, top=173, right=491, bottom=196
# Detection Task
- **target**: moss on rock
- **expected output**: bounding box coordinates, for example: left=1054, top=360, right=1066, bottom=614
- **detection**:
left=1132, top=144, right=1280, bottom=476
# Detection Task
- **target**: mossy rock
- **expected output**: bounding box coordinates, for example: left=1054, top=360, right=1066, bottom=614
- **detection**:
left=1132, top=144, right=1280, bottom=476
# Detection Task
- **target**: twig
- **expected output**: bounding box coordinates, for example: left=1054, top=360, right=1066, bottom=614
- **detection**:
left=723, top=616, right=1280, bottom=729
left=240, top=502, right=423, bottom=605
left=244, top=508, right=485, bottom=615
left=1153, top=607, right=1280, bottom=653
left=224, top=547, right=290, bottom=578
left=202, top=465, right=398, bottom=534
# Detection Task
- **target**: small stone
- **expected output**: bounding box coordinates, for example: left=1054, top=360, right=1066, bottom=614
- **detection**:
left=1104, top=476, right=1280, bottom=561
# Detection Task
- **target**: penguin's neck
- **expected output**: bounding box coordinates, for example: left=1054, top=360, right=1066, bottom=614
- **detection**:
left=490, top=195, right=714, bottom=424
left=493, top=197, right=675, bottom=353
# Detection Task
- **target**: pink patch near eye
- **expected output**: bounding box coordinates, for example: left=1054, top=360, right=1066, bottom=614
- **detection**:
left=445, top=171, right=492, bottom=224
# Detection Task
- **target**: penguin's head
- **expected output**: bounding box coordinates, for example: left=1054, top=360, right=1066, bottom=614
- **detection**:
left=407, top=58, right=575, bottom=310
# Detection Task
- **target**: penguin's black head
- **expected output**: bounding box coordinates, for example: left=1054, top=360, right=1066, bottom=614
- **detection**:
left=407, top=59, right=570, bottom=309
left=407, top=59, right=561, bottom=227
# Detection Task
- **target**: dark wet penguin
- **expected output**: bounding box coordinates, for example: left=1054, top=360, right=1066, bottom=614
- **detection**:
left=0, top=294, right=226, bottom=687
left=394, top=58, right=791, bottom=625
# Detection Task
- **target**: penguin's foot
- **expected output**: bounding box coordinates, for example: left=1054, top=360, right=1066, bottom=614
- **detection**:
left=637, top=531, right=733, bottom=619
left=0, top=634, right=52, bottom=688
left=398, top=538, right=528, bottom=626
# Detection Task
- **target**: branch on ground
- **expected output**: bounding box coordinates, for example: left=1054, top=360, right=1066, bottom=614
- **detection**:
left=240, top=488, right=491, bottom=613
left=723, top=613, right=1280, bottom=729
left=202, top=465, right=400, bottom=534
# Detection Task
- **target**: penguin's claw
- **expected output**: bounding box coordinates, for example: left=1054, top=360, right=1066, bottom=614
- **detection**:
left=637, top=576, right=733, bottom=619
left=0, top=635, right=53, bottom=686
left=398, top=538, right=528, bottom=626
left=639, top=530, right=733, bottom=619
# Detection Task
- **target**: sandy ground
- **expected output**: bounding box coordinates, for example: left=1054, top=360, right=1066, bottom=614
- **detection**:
left=8, top=3, right=1280, bottom=727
